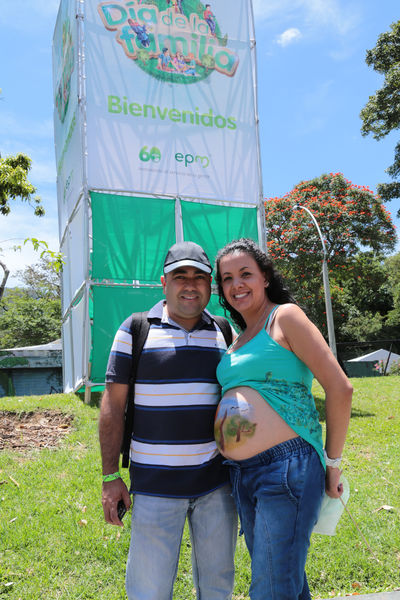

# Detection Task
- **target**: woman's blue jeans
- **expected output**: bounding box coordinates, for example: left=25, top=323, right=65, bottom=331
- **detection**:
left=225, top=437, right=325, bottom=600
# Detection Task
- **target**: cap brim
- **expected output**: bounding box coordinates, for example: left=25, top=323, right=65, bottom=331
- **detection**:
left=164, top=259, right=212, bottom=274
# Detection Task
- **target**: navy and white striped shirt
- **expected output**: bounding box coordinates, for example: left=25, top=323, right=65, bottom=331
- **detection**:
left=106, top=300, right=231, bottom=498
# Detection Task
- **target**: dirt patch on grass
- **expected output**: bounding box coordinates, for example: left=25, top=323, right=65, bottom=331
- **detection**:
left=0, top=411, right=74, bottom=450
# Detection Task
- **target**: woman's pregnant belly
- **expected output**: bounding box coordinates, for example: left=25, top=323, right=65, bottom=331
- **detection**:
left=214, top=386, right=298, bottom=460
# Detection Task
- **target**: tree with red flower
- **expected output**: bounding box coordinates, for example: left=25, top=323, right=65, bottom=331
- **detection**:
left=265, top=173, right=397, bottom=341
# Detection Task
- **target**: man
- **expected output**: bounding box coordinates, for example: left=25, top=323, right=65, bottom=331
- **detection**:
left=99, top=241, right=237, bottom=600
left=127, top=18, right=150, bottom=48
left=157, top=46, right=172, bottom=71
left=204, top=4, right=216, bottom=36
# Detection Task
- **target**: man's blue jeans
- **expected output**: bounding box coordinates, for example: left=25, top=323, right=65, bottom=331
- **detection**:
left=226, top=438, right=325, bottom=600
left=125, top=484, right=238, bottom=600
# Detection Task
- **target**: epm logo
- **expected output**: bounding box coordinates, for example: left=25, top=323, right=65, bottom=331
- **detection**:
left=175, top=152, right=209, bottom=168
left=139, top=146, right=210, bottom=168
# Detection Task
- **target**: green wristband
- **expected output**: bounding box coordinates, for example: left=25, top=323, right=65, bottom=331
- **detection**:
left=102, top=471, right=121, bottom=483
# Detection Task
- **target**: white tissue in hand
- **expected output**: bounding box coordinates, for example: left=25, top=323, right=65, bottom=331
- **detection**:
left=313, top=474, right=350, bottom=536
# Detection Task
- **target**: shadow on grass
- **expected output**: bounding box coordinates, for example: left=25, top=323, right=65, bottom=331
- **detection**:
left=314, top=396, right=375, bottom=422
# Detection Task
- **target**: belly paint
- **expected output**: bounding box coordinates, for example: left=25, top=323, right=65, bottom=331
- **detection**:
left=214, top=394, right=257, bottom=453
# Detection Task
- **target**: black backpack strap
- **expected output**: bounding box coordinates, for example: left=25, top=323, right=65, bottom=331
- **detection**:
left=121, top=311, right=150, bottom=468
left=213, top=315, right=233, bottom=348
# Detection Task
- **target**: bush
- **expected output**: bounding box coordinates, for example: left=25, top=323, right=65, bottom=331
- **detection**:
left=389, top=359, right=400, bottom=375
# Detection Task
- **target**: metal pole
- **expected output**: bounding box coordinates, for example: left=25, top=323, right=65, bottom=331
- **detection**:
left=175, top=197, right=184, bottom=243
left=321, top=258, right=337, bottom=358
left=293, top=205, right=337, bottom=357
left=383, top=342, right=393, bottom=376
left=249, top=0, right=267, bottom=252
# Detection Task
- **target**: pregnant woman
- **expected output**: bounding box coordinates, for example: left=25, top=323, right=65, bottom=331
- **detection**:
left=214, top=238, right=353, bottom=600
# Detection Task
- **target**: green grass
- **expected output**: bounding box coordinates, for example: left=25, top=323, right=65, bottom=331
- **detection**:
left=0, top=378, right=399, bottom=599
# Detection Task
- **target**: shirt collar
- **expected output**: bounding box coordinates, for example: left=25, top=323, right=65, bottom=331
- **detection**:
left=147, top=300, right=213, bottom=329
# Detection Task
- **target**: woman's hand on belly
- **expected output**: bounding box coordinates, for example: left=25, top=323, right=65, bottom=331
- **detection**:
left=214, top=387, right=298, bottom=460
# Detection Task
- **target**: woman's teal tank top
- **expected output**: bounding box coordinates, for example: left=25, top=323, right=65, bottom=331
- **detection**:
left=216, top=306, right=325, bottom=467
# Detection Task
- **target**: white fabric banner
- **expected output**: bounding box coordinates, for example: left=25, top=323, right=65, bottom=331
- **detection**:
left=53, top=0, right=84, bottom=236
left=62, top=315, right=73, bottom=392
left=61, top=292, right=87, bottom=392
left=71, top=294, right=86, bottom=390
left=84, top=0, right=260, bottom=204
left=60, top=199, right=87, bottom=313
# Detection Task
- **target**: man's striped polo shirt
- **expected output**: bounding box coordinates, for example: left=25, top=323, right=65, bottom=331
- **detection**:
left=106, top=300, right=231, bottom=498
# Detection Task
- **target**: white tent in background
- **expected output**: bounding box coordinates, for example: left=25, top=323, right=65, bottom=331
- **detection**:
left=348, top=349, right=400, bottom=369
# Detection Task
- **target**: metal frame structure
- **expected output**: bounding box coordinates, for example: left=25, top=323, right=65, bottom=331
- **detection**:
left=54, top=0, right=265, bottom=396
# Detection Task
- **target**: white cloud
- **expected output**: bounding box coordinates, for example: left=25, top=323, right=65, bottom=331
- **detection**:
left=0, top=112, right=56, bottom=187
left=1, top=0, right=59, bottom=23
left=276, top=28, right=302, bottom=47
left=304, top=0, right=359, bottom=36
left=0, top=113, right=53, bottom=141
left=295, top=80, right=335, bottom=135
left=253, top=0, right=360, bottom=37
left=329, top=46, right=355, bottom=61
left=31, top=159, right=57, bottom=187
left=303, top=80, right=335, bottom=109
left=0, top=208, right=59, bottom=287
left=0, top=151, right=56, bottom=192
left=253, top=0, right=302, bottom=21
left=28, top=0, right=60, bottom=17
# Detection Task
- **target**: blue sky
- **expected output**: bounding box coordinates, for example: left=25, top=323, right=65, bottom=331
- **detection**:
left=1, top=0, right=399, bottom=286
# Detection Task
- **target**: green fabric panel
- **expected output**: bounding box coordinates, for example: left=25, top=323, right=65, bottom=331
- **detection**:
left=90, top=288, right=234, bottom=383
left=91, top=193, right=176, bottom=282
left=181, top=202, right=258, bottom=269
left=90, top=286, right=164, bottom=383
left=207, top=294, right=236, bottom=332
left=207, top=293, right=228, bottom=319
left=89, top=293, right=93, bottom=362
left=76, top=385, right=105, bottom=394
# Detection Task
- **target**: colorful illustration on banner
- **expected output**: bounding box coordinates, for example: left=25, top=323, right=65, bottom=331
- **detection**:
left=55, top=19, right=75, bottom=123
left=97, top=0, right=238, bottom=84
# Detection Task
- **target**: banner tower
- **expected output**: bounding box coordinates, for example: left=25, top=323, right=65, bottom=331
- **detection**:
left=53, top=0, right=265, bottom=394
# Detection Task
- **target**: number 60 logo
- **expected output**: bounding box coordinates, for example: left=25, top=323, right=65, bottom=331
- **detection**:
left=139, top=146, right=161, bottom=163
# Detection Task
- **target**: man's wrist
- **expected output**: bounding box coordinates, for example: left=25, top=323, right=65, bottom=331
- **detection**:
left=102, top=471, right=122, bottom=483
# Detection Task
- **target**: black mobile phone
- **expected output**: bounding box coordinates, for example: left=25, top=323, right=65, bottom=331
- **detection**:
left=117, top=499, right=127, bottom=520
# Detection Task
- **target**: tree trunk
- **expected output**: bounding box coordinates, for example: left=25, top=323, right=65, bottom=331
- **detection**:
left=218, top=410, right=228, bottom=452
left=0, top=260, right=10, bottom=302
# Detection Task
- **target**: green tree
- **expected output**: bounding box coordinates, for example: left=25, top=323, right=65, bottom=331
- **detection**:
left=201, top=54, right=215, bottom=72
left=0, top=239, right=63, bottom=303
left=16, top=256, right=60, bottom=300
left=329, top=252, right=395, bottom=342
left=360, top=20, right=400, bottom=216
left=137, top=49, right=150, bottom=65
left=0, top=257, right=61, bottom=349
left=0, top=260, right=9, bottom=301
left=0, top=291, right=61, bottom=349
left=0, top=153, right=44, bottom=217
left=0, top=152, right=48, bottom=298
left=385, top=252, right=400, bottom=328
left=265, top=173, right=396, bottom=339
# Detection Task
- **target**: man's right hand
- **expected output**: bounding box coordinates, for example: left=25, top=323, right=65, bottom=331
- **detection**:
left=102, top=478, right=132, bottom=527
left=99, top=383, right=131, bottom=526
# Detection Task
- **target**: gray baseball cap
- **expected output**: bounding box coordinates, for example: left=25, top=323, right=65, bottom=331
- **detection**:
left=163, top=241, right=212, bottom=274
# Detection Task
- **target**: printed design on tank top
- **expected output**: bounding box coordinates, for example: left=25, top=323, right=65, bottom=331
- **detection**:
left=264, top=372, right=322, bottom=438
